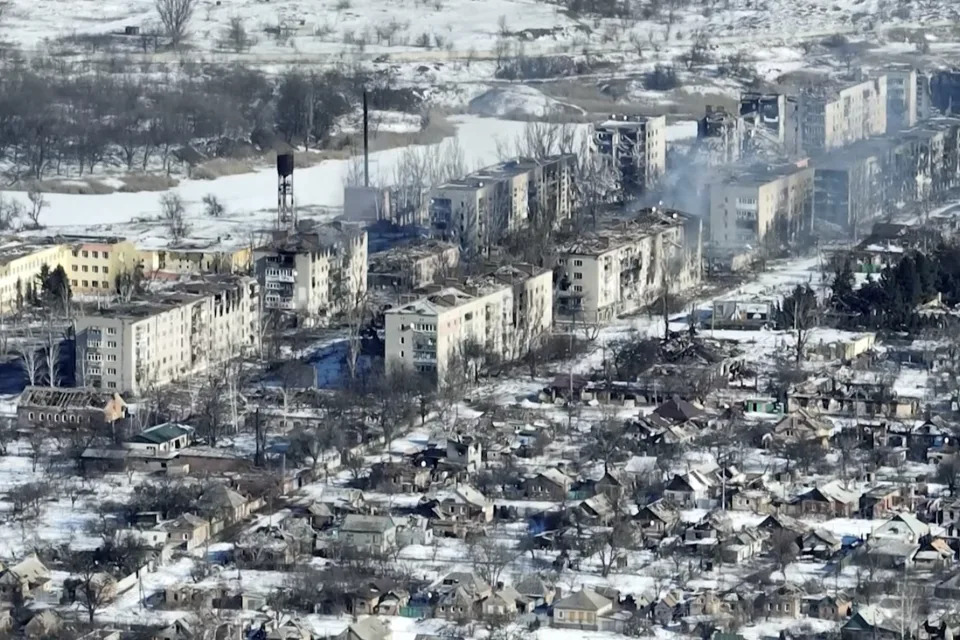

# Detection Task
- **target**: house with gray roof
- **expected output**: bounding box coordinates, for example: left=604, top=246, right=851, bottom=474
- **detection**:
left=339, top=616, right=391, bottom=640
left=125, top=423, right=193, bottom=454
left=339, top=515, right=399, bottom=553
left=552, top=588, right=614, bottom=630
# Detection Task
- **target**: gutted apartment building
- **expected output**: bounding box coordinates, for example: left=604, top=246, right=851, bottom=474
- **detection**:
left=0, top=241, right=70, bottom=314
left=137, top=243, right=252, bottom=276
left=799, top=76, right=887, bottom=152
left=708, top=161, right=814, bottom=255
left=384, top=264, right=553, bottom=385
left=885, top=68, right=919, bottom=132
left=367, top=240, right=459, bottom=294
left=554, top=208, right=702, bottom=324
left=739, top=93, right=800, bottom=155
left=429, top=155, right=574, bottom=255
left=343, top=184, right=428, bottom=227
left=74, top=275, right=261, bottom=394
left=253, top=222, right=368, bottom=323
left=593, top=115, right=666, bottom=200
left=696, top=106, right=743, bottom=165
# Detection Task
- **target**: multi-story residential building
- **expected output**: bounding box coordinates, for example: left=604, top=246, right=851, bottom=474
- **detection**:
left=384, top=263, right=552, bottom=385
left=0, top=240, right=70, bottom=314
left=429, top=155, right=574, bottom=255
left=74, top=275, right=260, bottom=394
left=708, top=161, right=814, bottom=254
left=917, top=72, right=933, bottom=120
left=885, top=68, right=919, bottom=132
left=554, top=207, right=702, bottom=324
left=739, top=92, right=801, bottom=155
left=799, top=76, right=887, bottom=152
left=58, top=235, right=137, bottom=295
left=815, top=118, right=960, bottom=233
left=593, top=115, right=666, bottom=199
left=367, top=240, right=459, bottom=294
left=137, top=243, right=252, bottom=276
left=253, top=222, right=368, bottom=322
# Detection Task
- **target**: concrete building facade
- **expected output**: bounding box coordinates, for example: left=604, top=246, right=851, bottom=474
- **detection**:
left=885, top=68, right=919, bottom=132
left=708, top=161, right=815, bottom=253
left=429, top=155, right=574, bottom=255
left=593, top=115, right=666, bottom=199
left=800, top=76, right=888, bottom=152
left=0, top=241, right=70, bottom=314
left=74, top=276, right=260, bottom=394
left=61, top=236, right=137, bottom=296
left=554, top=208, right=702, bottom=324
left=253, top=222, right=368, bottom=322
left=384, top=265, right=552, bottom=385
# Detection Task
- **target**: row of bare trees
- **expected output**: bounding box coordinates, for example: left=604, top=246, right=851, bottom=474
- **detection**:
left=0, top=55, right=421, bottom=184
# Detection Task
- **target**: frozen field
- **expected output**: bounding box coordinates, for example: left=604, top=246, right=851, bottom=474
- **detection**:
left=10, top=0, right=959, bottom=62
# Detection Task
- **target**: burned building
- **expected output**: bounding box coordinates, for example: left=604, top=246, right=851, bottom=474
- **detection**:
left=593, top=115, right=666, bottom=200
left=930, top=69, right=960, bottom=115
left=739, top=92, right=800, bottom=155
left=367, top=240, right=460, bottom=295
left=253, top=221, right=368, bottom=322
left=696, top=106, right=743, bottom=165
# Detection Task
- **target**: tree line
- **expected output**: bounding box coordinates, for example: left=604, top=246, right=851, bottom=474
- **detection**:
left=829, top=243, right=960, bottom=331
left=0, top=60, right=423, bottom=182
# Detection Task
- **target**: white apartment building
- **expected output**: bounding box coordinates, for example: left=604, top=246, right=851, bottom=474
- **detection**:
left=74, top=276, right=261, bottom=394
left=554, top=208, right=702, bottom=324
left=709, top=161, right=815, bottom=253
left=800, top=76, right=888, bottom=152
left=253, top=222, right=368, bottom=322
left=430, top=155, right=574, bottom=255
left=594, top=115, right=666, bottom=199
left=0, top=240, right=70, bottom=314
left=384, top=265, right=553, bottom=385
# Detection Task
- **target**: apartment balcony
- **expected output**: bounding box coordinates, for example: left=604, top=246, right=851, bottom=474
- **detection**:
left=264, top=297, right=295, bottom=310
left=413, top=350, right=437, bottom=363
left=86, top=341, right=101, bottom=349
left=265, top=268, right=296, bottom=283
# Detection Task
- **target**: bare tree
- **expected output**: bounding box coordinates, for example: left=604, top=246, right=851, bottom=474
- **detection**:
left=42, top=325, right=62, bottom=388
left=222, top=16, right=255, bottom=52
left=155, top=0, right=196, bottom=47
left=590, top=522, right=634, bottom=577
left=159, top=192, right=190, bottom=241
left=17, top=332, right=43, bottom=387
left=467, top=534, right=517, bottom=587
left=66, top=555, right=116, bottom=624
left=26, top=187, right=46, bottom=228
left=202, top=193, right=225, bottom=217
left=769, top=530, right=799, bottom=580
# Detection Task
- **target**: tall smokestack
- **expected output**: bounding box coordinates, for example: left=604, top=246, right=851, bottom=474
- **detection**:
left=363, top=90, right=370, bottom=188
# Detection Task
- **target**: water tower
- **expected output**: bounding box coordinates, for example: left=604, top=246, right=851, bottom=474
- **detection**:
left=277, top=152, right=295, bottom=232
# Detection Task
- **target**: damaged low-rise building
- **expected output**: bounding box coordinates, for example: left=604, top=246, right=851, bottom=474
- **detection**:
left=367, top=240, right=459, bottom=295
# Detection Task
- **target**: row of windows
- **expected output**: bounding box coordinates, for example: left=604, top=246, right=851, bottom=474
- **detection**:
left=70, top=280, right=111, bottom=289
left=72, top=265, right=109, bottom=274
left=27, top=411, right=91, bottom=424
left=72, top=249, right=114, bottom=259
